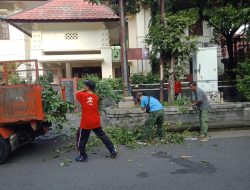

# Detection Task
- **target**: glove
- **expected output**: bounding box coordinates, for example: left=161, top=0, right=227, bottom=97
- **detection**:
left=192, top=104, right=198, bottom=110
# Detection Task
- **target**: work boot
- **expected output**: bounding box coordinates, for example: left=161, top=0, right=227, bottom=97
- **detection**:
left=198, top=133, right=208, bottom=141
left=75, top=155, right=88, bottom=162
left=110, top=149, right=118, bottom=158
left=198, top=133, right=207, bottom=138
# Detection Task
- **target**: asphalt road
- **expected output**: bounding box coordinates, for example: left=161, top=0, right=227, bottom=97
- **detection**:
left=0, top=130, right=250, bottom=190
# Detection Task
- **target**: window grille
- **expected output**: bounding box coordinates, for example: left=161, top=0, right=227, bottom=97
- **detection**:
left=65, top=33, right=79, bottom=40
left=0, top=22, right=10, bottom=40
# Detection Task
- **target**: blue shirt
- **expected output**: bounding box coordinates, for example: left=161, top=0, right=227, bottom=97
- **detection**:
left=140, top=96, right=164, bottom=112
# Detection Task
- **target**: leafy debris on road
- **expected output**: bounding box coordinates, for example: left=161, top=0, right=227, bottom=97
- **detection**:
left=152, top=151, right=168, bottom=158
left=180, top=155, right=192, bottom=160
left=59, top=159, right=73, bottom=167
left=128, top=159, right=133, bottom=162
left=200, top=138, right=208, bottom=142
left=201, top=160, right=210, bottom=164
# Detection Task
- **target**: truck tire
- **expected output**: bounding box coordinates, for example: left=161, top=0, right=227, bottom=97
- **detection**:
left=0, top=137, right=11, bottom=164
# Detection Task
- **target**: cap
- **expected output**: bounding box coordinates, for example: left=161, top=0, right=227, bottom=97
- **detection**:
left=84, top=80, right=96, bottom=91
left=135, top=91, right=144, bottom=102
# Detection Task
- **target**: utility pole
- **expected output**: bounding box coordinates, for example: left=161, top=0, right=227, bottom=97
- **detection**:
left=119, top=0, right=130, bottom=97
left=159, top=0, right=165, bottom=102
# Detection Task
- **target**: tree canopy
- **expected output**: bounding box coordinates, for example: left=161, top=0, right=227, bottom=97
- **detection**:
left=203, top=5, right=250, bottom=71
left=145, top=9, right=199, bottom=65
left=89, top=0, right=250, bottom=91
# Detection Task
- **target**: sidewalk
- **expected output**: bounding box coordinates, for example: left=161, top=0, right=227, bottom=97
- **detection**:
left=185, top=128, right=250, bottom=141
left=207, top=129, right=250, bottom=139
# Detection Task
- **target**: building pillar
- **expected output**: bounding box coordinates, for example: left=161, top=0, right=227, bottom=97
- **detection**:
left=100, top=28, right=113, bottom=78
left=101, top=47, right=113, bottom=78
left=65, top=62, right=72, bottom=78
left=129, top=9, right=151, bottom=74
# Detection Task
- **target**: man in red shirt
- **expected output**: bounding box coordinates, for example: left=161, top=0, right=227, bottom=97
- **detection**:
left=167, top=77, right=183, bottom=99
left=75, top=80, right=117, bottom=162
left=174, top=80, right=182, bottom=99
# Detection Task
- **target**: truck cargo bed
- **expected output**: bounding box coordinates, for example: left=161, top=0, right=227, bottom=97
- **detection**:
left=0, top=85, right=44, bottom=124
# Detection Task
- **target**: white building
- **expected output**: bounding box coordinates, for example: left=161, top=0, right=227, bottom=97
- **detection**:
left=4, top=0, right=120, bottom=79
left=0, top=1, right=44, bottom=61
left=0, top=0, right=48, bottom=82
left=2, top=2, right=222, bottom=79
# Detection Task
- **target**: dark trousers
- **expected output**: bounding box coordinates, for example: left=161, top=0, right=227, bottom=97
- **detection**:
left=144, top=109, right=165, bottom=140
left=76, top=127, right=115, bottom=157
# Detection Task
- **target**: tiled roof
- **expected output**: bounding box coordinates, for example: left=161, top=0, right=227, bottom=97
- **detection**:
left=6, top=0, right=119, bottom=22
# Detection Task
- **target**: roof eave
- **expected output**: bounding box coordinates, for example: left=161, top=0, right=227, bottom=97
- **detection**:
left=4, top=18, right=120, bottom=23
left=8, top=22, right=32, bottom=37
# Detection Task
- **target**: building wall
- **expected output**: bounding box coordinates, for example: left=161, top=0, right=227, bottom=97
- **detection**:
left=32, top=22, right=108, bottom=52
left=0, top=1, right=42, bottom=62
left=0, top=24, right=30, bottom=61
left=40, top=23, right=104, bottom=51
left=31, top=22, right=114, bottom=78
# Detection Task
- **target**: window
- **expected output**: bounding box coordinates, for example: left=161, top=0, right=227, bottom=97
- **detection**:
left=189, top=20, right=203, bottom=36
left=0, top=22, right=9, bottom=40
left=72, top=67, right=102, bottom=78
left=115, top=67, right=121, bottom=78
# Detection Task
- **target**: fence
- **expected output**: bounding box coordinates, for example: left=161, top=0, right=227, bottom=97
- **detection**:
left=0, top=59, right=66, bottom=100
left=60, top=79, right=238, bottom=106
left=0, top=60, right=62, bottom=85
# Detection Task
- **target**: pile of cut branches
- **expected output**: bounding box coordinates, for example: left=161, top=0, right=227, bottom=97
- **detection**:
left=39, top=76, right=75, bottom=128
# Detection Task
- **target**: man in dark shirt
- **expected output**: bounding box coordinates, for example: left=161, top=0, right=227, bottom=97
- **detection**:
left=190, top=82, right=210, bottom=138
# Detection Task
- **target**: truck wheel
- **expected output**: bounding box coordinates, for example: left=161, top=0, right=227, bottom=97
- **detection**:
left=0, top=137, right=11, bottom=164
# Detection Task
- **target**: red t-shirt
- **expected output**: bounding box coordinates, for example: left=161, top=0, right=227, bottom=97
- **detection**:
left=167, top=81, right=183, bottom=94
left=76, top=91, right=101, bottom=129
left=174, top=81, right=182, bottom=94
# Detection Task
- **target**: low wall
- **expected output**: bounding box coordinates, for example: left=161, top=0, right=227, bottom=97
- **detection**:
left=102, top=102, right=250, bottom=130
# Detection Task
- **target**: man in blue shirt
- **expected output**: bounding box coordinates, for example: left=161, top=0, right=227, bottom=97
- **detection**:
left=136, top=92, right=164, bottom=140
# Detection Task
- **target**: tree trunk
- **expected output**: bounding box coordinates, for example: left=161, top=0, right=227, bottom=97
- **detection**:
left=225, top=35, right=236, bottom=79
left=168, top=56, right=175, bottom=103
left=226, top=36, right=235, bottom=70
left=119, top=0, right=130, bottom=96
left=159, top=0, right=165, bottom=102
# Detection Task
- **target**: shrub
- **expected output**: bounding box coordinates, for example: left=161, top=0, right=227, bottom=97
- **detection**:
left=8, top=74, right=26, bottom=85
left=236, top=59, right=250, bottom=101
left=77, top=74, right=100, bottom=90
left=131, top=73, right=160, bottom=84
left=77, top=74, right=122, bottom=104
left=103, top=77, right=122, bottom=90
left=96, top=79, right=122, bottom=103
